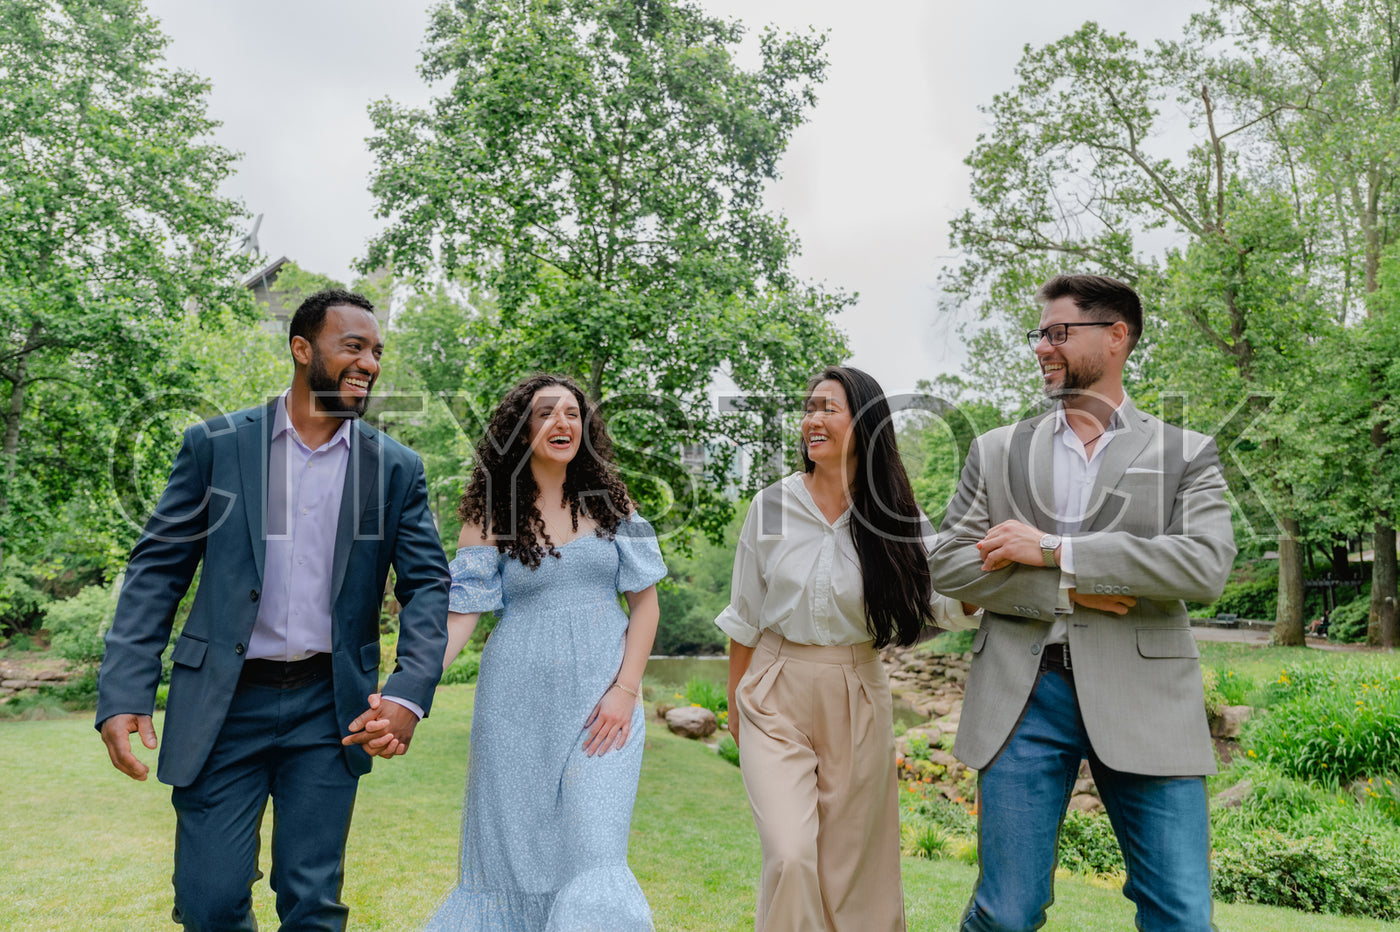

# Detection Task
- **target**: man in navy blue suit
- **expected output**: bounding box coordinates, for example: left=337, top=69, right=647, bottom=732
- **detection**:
left=96, top=289, right=450, bottom=930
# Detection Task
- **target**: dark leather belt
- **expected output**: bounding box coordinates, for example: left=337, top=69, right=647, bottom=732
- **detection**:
left=1041, top=642, right=1072, bottom=672
left=239, top=653, right=332, bottom=689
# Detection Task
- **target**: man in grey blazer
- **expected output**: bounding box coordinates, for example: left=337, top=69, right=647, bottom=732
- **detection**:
left=929, top=274, right=1235, bottom=932
left=96, top=289, right=450, bottom=930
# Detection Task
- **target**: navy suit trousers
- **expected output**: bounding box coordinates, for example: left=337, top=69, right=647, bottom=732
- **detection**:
left=170, top=674, right=359, bottom=932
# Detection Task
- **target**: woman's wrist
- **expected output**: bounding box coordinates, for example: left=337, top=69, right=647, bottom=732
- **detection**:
left=612, top=681, right=641, bottom=700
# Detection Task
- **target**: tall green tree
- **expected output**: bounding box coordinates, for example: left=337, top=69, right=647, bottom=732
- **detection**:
left=940, top=22, right=1339, bottom=644
left=1201, top=0, right=1400, bottom=645
left=0, top=0, right=252, bottom=567
left=363, top=0, right=849, bottom=545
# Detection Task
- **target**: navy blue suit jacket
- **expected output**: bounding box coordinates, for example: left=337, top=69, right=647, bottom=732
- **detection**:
left=96, top=402, right=451, bottom=787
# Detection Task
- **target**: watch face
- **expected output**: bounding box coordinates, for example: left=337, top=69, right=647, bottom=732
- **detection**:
left=1040, top=535, right=1060, bottom=550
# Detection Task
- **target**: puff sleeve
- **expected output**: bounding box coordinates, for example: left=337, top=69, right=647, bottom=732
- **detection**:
left=448, top=546, right=504, bottom=614
left=615, top=513, right=667, bottom=593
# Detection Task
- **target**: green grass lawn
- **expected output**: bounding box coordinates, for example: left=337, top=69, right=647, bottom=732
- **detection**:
left=5, top=685, right=1396, bottom=931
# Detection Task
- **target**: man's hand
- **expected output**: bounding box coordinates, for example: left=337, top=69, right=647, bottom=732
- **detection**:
left=976, top=520, right=1052, bottom=572
left=100, top=713, right=158, bottom=780
left=1069, top=587, right=1137, bottom=615
left=343, top=694, right=417, bottom=758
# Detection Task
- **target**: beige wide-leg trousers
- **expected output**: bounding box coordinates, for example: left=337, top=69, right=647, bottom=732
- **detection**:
left=736, top=630, right=906, bottom=932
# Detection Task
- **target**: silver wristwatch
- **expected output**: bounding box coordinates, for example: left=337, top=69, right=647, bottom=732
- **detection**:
left=1040, top=533, right=1061, bottom=567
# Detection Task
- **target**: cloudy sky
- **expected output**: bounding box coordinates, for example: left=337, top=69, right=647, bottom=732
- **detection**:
left=143, top=0, right=1208, bottom=395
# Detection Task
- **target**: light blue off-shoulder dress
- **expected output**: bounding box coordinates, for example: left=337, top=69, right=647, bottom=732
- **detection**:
left=425, top=513, right=667, bottom=932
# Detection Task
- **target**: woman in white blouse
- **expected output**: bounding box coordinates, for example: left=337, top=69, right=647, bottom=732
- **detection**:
left=716, top=365, right=974, bottom=932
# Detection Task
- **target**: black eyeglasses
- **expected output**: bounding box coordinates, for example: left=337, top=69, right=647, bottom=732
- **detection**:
left=1026, top=321, right=1113, bottom=348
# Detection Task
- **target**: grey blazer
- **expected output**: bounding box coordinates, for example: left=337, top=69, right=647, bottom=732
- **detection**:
left=928, top=400, right=1235, bottom=776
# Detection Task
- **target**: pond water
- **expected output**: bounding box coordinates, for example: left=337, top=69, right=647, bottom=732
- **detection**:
left=646, top=654, right=928, bottom=729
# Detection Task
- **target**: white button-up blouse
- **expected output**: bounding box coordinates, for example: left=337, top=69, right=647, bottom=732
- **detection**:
left=715, top=473, right=976, bottom=648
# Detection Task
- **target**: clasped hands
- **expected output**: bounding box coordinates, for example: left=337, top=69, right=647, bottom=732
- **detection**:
left=343, top=695, right=418, bottom=759
left=975, top=519, right=1136, bottom=615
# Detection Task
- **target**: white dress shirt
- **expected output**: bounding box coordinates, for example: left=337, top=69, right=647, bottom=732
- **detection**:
left=716, top=473, right=976, bottom=647
left=1046, top=395, right=1130, bottom=644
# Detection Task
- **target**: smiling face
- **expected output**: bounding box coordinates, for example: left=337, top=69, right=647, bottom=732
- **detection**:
left=526, top=385, right=583, bottom=469
left=1033, top=296, right=1111, bottom=401
left=801, top=379, right=858, bottom=469
left=301, top=304, right=383, bottom=417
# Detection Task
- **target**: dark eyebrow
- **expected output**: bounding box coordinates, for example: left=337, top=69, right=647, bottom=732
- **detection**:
left=342, top=332, right=384, bottom=351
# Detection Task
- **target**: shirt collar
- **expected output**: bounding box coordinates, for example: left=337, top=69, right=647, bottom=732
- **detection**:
left=1052, top=393, right=1131, bottom=437
left=272, top=390, right=354, bottom=452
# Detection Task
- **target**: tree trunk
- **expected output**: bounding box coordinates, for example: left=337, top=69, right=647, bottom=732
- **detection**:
left=1273, top=515, right=1306, bottom=646
left=0, top=337, right=34, bottom=566
left=1371, top=521, right=1398, bottom=648
left=1331, top=537, right=1353, bottom=580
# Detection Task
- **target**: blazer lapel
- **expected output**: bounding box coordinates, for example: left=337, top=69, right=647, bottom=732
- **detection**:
left=236, top=403, right=277, bottom=584
left=1005, top=412, right=1055, bottom=531
left=330, top=422, right=380, bottom=606
left=1084, top=400, right=1153, bottom=533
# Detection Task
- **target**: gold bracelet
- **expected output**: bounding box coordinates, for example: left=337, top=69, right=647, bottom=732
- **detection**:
left=612, top=681, right=642, bottom=700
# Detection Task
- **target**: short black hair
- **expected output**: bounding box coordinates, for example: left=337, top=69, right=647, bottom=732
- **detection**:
left=288, top=289, right=376, bottom=347
left=1036, top=274, right=1143, bottom=351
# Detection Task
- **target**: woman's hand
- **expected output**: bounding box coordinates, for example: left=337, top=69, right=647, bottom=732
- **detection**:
left=583, top=685, right=636, bottom=756
left=342, top=693, right=404, bottom=758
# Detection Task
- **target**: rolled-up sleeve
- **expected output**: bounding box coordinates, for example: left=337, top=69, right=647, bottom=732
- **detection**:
left=715, top=508, right=765, bottom=648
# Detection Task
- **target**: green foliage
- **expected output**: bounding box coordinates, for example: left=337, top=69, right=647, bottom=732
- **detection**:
left=1205, top=666, right=1258, bottom=710
left=682, top=676, right=726, bottom=715
left=364, top=0, right=851, bottom=547
left=0, top=0, right=255, bottom=568
left=1211, top=828, right=1400, bottom=920
left=903, top=731, right=933, bottom=763
left=440, top=650, right=481, bottom=686
left=901, top=821, right=952, bottom=860
left=715, top=734, right=739, bottom=767
left=1057, top=812, right=1126, bottom=877
left=41, top=584, right=115, bottom=668
left=1327, top=597, right=1371, bottom=644
left=922, top=628, right=976, bottom=655
left=1243, top=660, right=1400, bottom=784
left=1210, top=579, right=1279, bottom=622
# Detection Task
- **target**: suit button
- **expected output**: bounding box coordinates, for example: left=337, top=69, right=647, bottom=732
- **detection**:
left=235, top=643, right=245, bottom=655
left=1030, top=643, right=1042, bottom=655
left=250, top=589, right=260, bottom=602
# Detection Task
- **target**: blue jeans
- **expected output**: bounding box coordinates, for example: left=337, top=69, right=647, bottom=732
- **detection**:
left=961, top=667, right=1214, bottom=932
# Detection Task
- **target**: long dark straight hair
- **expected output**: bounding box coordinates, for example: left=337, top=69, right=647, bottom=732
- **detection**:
left=800, top=366, right=934, bottom=648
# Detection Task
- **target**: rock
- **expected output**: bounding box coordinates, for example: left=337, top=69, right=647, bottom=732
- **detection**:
left=1, top=680, right=28, bottom=690
left=1212, top=779, right=1253, bottom=809
left=665, top=706, right=717, bottom=739
left=654, top=702, right=674, bottom=720
left=1068, top=793, right=1104, bottom=814
left=1210, top=705, right=1253, bottom=739
left=1073, top=776, right=1098, bottom=797
left=932, top=698, right=955, bottom=717
left=929, top=749, right=959, bottom=769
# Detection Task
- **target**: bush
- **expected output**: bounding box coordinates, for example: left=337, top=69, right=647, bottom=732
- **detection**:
left=1209, top=578, right=1277, bottom=621
left=923, top=628, right=975, bottom=655
left=716, top=734, right=739, bottom=767
left=1243, top=660, right=1400, bottom=784
left=901, top=821, right=952, bottom=860
left=440, top=650, right=481, bottom=686
left=1056, top=811, right=1125, bottom=877
left=42, top=584, right=115, bottom=668
left=1327, top=597, right=1370, bottom=644
left=682, top=676, right=727, bottom=715
left=1211, top=828, right=1400, bottom=919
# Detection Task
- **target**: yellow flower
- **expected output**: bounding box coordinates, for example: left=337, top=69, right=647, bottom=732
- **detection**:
left=1247, top=750, right=1257, bottom=758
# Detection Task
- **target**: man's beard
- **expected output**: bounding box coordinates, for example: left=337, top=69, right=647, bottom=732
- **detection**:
left=308, top=350, right=369, bottom=418
left=1044, top=353, right=1106, bottom=401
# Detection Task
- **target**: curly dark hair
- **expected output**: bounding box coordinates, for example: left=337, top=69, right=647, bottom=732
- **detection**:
left=458, top=374, right=632, bottom=568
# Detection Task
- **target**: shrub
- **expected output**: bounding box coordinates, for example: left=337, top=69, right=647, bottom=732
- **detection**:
left=716, top=734, right=739, bottom=767
left=901, top=821, right=951, bottom=860
left=904, top=786, right=976, bottom=838
left=923, top=628, right=975, bottom=655
left=1211, top=828, right=1400, bottom=919
left=1326, top=597, right=1370, bottom=644
left=1209, top=578, right=1277, bottom=621
left=682, top=676, right=727, bottom=715
left=1243, top=661, right=1400, bottom=784
left=440, top=650, right=481, bottom=686
left=42, top=584, right=115, bottom=668
left=1056, top=811, right=1125, bottom=877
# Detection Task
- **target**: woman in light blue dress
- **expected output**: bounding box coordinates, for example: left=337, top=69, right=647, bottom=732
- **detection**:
left=429, top=374, right=665, bottom=930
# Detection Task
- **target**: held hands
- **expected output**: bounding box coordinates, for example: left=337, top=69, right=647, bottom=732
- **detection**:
left=342, top=694, right=417, bottom=758
left=1069, top=587, right=1137, bottom=615
left=583, top=684, right=636, bottom=757
left=976, top=520, right=1052, bottom=572
left=100, top=713, right=158, bottom=780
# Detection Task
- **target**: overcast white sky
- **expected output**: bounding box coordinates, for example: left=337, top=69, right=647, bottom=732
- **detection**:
left=143, top=0, right=1208, bottom=395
